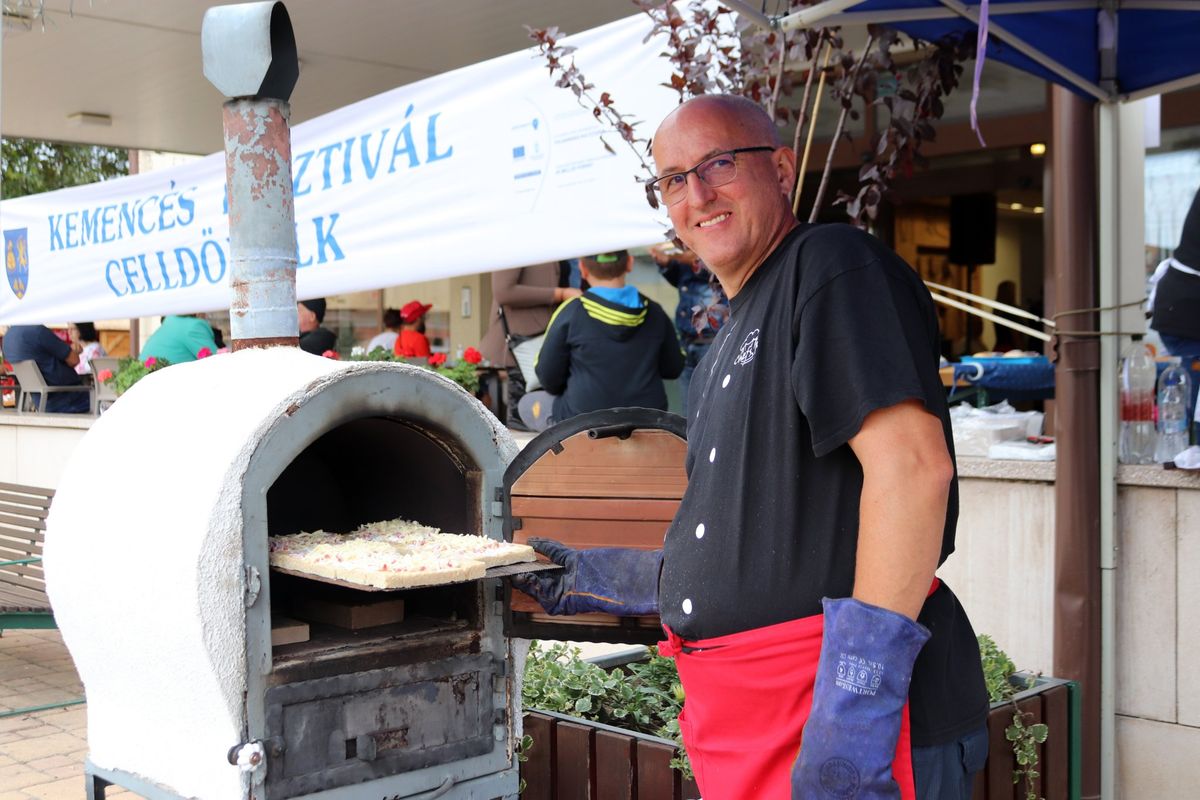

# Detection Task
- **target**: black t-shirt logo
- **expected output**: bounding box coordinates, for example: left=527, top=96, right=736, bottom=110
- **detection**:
left=733, top=328, right=760, bottom=366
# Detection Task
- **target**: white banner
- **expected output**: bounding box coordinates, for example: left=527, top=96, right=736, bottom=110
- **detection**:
left=1, top=13, right=676, bottom=325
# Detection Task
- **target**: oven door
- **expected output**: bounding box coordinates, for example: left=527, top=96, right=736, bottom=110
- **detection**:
left=501, top=408, right=687, bottom=645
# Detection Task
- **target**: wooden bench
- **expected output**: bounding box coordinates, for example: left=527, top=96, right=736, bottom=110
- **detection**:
left=0, top=482, right=55, bottom=632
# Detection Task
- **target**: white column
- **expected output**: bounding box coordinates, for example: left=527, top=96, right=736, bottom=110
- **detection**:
left=1096, top=97, right=1152, bottom=800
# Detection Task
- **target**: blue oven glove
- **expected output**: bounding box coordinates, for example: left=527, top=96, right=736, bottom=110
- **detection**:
left=792, top=597, right=931, bottom=800
left=509, top=538, right=662, bottom=616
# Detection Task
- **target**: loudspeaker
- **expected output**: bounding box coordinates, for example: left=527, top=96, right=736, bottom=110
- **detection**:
left=949, top=193, right=997, bottom=266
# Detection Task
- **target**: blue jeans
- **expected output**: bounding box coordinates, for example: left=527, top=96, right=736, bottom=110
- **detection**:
left=678, top=340, right=711, bottom=418
left=1159, top=334, right=1200, bottom=440
left=911, top=724, right=989, bottom=800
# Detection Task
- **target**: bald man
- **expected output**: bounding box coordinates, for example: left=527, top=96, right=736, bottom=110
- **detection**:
left=515, top=95, right=987, bottom=800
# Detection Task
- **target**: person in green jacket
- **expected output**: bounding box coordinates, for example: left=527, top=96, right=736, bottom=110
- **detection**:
left=140, top=314, right=218, bottom=364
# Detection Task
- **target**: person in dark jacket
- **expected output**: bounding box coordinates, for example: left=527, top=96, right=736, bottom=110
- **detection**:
left=2, top=324, right=89, bottom=413
left=297, top=298, right=337, bottom=355
left=517, top=251, right=684, bottom=430
left=1149, top=186, right=1200, bottom=417
left=1150, top=187, right=1200, bottom=358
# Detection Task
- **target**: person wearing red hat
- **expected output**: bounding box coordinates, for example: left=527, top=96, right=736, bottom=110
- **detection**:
left=394, top=300, right=433, bottom=358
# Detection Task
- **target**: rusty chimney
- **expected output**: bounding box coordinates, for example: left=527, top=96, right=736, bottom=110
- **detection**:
left=202, top=1, right=301, bottom=350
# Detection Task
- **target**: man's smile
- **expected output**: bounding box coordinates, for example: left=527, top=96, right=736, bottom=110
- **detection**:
left=697, top=212, right=730, bottom=229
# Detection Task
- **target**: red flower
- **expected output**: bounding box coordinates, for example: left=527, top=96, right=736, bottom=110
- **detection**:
left=428, top=352, right=447, bottom=366
left=321, top=349, right=340, bottom=360
left=197, top=347, right=212, bottom=359
left=97, top=369, right=113, bottom=382
left=463, top=346, right=482, bottom=365
left=144, top=357, right=158, bottom=368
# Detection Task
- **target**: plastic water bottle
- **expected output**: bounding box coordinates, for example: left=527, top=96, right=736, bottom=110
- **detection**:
left=1119, top=337, right=1157, bottom=465
left=1155, top=357, right=1192, bottom=463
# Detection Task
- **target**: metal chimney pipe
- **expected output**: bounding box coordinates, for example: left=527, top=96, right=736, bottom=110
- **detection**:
left=201, top=1, right=301, bottom=350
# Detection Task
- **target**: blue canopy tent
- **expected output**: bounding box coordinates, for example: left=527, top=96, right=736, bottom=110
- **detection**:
left=723, top=3, right=1200, bottom=799
left=731, top=0, right=1200, bottom=101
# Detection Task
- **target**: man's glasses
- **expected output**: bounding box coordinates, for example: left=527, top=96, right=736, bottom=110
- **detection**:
left=644, top=146, right=776, bottom=208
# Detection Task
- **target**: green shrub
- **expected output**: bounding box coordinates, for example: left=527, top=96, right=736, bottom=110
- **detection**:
left=977, top=634, right=1046, bottom=800
left=522, top=641, right=692, bottom=778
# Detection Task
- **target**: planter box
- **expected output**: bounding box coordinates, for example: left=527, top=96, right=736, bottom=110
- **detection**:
left=975, top=675, right=1081, bottom=800
left=523, top=675, right=1079, bottom=800
left=521, top=710, right=699, bottom=800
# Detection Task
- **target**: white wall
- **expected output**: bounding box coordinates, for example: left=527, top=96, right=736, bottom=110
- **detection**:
left=940, top=458, right=1200, bottom=798
left=0, top=416, right=91, bottom=488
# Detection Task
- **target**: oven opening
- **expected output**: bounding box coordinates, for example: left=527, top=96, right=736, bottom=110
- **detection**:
left=263, top=416, right=485, bottom=678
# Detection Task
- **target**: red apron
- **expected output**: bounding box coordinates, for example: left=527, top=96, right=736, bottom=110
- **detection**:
left=658, top=584, right=937, bottom=800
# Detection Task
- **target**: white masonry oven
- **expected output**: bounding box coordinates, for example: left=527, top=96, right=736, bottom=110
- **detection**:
left=46, top=349, right=528, bottom=800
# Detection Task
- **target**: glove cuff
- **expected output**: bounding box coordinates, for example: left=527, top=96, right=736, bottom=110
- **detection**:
left=820, top=596, right=931, bottom=698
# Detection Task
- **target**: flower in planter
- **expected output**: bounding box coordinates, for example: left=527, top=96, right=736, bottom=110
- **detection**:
left=197, top=347, right=212, bottom=359
left=103, top=356, right=171, bottom=397
left=345, top=346, right=482, bottom=394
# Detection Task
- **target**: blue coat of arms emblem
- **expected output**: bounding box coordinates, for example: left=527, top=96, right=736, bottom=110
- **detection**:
left=4, top=228, right=29, bottom=300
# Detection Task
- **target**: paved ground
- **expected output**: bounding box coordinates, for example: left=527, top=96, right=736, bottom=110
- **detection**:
left=0, top=629, right=137, bottom=799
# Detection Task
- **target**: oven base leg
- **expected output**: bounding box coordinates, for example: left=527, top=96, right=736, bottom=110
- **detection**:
left=85, top=773, right=109, bottom=800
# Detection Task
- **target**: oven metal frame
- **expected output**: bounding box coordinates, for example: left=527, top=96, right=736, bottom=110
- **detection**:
left=234, top=370, right=518, bottom=799
left=501, top=407, right=687, bottom=645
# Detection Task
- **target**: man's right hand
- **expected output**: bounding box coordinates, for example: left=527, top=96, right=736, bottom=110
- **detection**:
left=510, top=538, right=662, bottom=616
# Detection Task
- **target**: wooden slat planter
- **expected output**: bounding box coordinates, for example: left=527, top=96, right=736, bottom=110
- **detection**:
left=976, top=676, right=1081, bottom=800
left=521, top=710, right=699, bottom=800
left=523, top=676, right=1079, bottom=800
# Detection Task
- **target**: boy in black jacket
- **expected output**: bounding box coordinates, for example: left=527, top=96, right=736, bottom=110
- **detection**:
left=518, top=251, right=684, bottom=430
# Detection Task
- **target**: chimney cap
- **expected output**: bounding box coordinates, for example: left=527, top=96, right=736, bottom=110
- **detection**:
left=202, top=1, right=298, bottom=101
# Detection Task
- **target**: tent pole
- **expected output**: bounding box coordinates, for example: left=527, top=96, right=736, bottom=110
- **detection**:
left=1096, top=97, right=1149, bottom=800
left=1049, top=84, right=1101, bottom=800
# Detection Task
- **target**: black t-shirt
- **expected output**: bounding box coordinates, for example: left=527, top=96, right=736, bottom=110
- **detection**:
left=659, top=223, right=988, bottom=746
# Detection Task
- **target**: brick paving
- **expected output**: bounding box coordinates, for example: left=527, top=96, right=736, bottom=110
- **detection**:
left=0, top=629, right=139, bottom=799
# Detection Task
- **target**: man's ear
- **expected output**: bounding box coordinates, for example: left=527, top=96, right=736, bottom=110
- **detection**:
left=579, top=264, right=592, bottom=284
left=625, top=255, right=633, bottom=274
left=775, top=146, right=798, bottom=196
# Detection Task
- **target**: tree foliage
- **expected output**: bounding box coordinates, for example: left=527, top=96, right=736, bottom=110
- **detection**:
left=528, top=0, right=975, bottom=228
left=1, top=137, right=128, bottom=200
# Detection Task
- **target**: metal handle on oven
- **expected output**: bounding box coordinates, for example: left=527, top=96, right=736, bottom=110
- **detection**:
left=587, top=423, right=635, bottom=440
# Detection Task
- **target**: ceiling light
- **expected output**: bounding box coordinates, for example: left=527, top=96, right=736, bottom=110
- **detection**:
left=66, top=112, right=113, bottom=128
left=1034, top=206, right=1045, bottom=214
left=1029, top=142, right=1047, bottom=156
left=1010, top=202, right=1024, bottom=210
